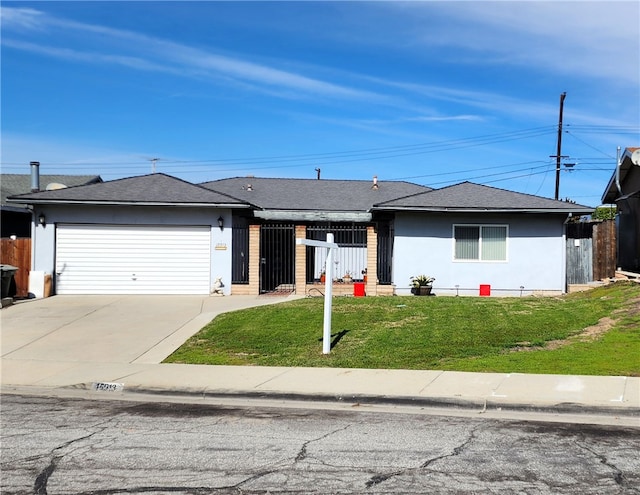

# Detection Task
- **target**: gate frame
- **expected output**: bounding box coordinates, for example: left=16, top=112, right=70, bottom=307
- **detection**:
left=259, top=223, right=296, bottom=294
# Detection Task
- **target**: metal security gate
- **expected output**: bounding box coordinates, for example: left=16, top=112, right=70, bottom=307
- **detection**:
left=232, top=216, right=249, bottom=284
left=260, top=224, right=295, bottom=293
left=305, top=224, right=368, bottom=283
left=377, top=222, right=394, bottom=285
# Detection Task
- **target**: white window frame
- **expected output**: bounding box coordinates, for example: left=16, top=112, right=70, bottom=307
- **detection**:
left=452, top=224, right=509, bottom=262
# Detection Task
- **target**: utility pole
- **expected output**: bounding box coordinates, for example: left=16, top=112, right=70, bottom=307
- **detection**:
left=553, top=92, right=567, bottom=200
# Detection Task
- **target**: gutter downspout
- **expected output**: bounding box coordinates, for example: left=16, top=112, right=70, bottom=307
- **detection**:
left=615, top=146, right=623, bottom=197
left=562, top=213, right=572, bottom=293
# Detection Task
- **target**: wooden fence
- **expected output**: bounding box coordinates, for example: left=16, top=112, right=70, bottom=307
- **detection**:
left=566, top=220, right=616, bottom=285
left=593, top=220, right=616, bottom=280
left=1, top=238, right=31, bottom=298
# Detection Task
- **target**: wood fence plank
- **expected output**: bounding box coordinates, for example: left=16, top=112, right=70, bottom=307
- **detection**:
left=0, top=238, right=31, bottom=297
left=593, top=220, right=616, bottom=280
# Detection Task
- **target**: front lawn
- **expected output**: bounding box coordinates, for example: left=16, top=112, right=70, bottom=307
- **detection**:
left=165, top=281, right=640, bottom=376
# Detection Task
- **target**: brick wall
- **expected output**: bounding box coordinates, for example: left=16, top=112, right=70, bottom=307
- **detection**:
left=295, top=225, right=307, bottom=295
left=366, top=226, right=378, bottom=296
left=247, top=224, right=260, bottom=295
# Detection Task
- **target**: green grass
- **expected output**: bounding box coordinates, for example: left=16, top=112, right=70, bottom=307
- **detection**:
left=164, top=281, right=640, bottom=376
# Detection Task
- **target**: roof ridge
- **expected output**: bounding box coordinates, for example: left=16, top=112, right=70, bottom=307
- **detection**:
left=375, top=180, right=593, bottom=210
left=452, top=180, right=589, bottom=206
left=202, top=176, right=427, bottom=186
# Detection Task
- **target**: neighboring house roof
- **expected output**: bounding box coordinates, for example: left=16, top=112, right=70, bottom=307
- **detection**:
left=374, top=181, right=593, bottom=214
left=201, top=177, right=431, bottom=221
left=8, top=173, right=250, bottom=207
left=601, top=147, right=640, bottom=203
left=1, top=173, right=102, bottom=212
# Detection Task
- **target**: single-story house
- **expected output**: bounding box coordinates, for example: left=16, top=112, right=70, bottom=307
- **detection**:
left=601, top=147, right=640, bottom=273
left=8, top=171, right=592, bottom=296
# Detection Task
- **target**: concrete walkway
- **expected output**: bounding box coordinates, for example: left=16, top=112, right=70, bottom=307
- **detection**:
left=1, top=295, right=639, bottom=417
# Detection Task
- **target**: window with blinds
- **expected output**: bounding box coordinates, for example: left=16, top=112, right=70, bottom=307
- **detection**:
left=453, top=225, right=507, bottom=261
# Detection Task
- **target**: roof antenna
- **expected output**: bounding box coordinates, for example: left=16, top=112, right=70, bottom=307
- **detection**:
left=315, top=168, right=321, bottom=180
left=147, top=157, right=160, bottom=173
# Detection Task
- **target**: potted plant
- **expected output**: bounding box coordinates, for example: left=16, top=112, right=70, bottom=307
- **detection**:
left=410, top=275, right=435, bottom=296
left=319, top=263, right=326, bottom=284
left=343, top=271, right=353, bottom=283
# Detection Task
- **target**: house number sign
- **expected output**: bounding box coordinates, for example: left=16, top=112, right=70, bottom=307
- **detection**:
left=91, top=382, right=124, bottom=393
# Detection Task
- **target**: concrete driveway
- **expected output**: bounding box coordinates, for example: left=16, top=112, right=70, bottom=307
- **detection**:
left=1, top=295, right=293, bottom=365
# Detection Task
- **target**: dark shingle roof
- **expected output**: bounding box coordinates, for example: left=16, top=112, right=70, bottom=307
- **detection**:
left=375, top=182, right=593, bottom=213
left=8, top=173, right=249, bottom=206
left=1, top=174, right=102, bottom=206
left=6, top=172, right=594, bottom=214
left=200, top=177, right=432, bottom=211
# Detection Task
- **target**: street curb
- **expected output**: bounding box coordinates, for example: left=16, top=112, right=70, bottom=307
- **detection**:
left=114, top=385, right=640, bottom=418
left=3, top=384, right=638, bottom=418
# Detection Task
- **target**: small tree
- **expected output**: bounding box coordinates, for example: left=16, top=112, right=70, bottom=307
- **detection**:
left=592, top=205, right=617, bottom=221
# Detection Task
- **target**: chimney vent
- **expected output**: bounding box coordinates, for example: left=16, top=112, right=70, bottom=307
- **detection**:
left=372, top=175, right=379, bottom=190
left=30, top=161, right=40, bottom=192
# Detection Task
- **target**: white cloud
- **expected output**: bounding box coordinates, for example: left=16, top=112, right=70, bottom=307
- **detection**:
left=0, top=6, right=46, bottom=30
left=1, top=39, right=185, bottom=75
left=0, top=6, right=381, bottom=102
left=399, top=2, right=639, bottom=86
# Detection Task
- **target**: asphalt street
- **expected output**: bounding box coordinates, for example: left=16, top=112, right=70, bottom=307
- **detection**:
left=2, top=394, right=639, bottom=494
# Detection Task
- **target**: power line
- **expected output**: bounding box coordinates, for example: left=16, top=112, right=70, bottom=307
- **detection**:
left=425, top=164, right=552, bottom=187
left=388, top=160, right=548, bottom=181
left=3, top=124, right=635, bottom=171
left=564, top=130, right=619, bottom=159
left=1, top=125, right=557, bottom=169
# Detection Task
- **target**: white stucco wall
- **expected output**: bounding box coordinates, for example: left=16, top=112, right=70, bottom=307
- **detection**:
left=31, top=205, right=233, bottom=295
left=393, top=212, right=568, bottom=296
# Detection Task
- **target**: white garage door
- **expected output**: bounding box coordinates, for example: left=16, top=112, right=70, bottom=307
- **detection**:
left=55, top=224, right=211, bottom=295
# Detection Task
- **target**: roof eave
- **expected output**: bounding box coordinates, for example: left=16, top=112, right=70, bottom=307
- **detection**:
left=373, top=206, right=594, bottom=214
left=1, top=204, right=31, bottom=213
left=254, top=210, right=372, bottom=222
left=601, top=172, right=619, bottom=204
left=7, top=198, right=251, bottom=208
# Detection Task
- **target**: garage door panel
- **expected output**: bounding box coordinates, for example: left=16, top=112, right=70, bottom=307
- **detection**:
left=56, top=225, right=211, bottom=295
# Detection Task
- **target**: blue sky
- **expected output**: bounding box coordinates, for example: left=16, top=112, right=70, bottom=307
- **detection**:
left=1, top=1, right=638, bottom=207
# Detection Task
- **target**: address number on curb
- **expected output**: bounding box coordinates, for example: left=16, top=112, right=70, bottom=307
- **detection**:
left=91, top=382, right=124, bottom=393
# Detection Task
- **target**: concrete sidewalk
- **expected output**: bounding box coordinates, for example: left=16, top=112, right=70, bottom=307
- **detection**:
left=1, top=295, right=639, bottom=417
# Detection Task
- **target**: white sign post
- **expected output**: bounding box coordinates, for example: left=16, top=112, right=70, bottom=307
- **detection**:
left=296, top=233, right=338, bottom=354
